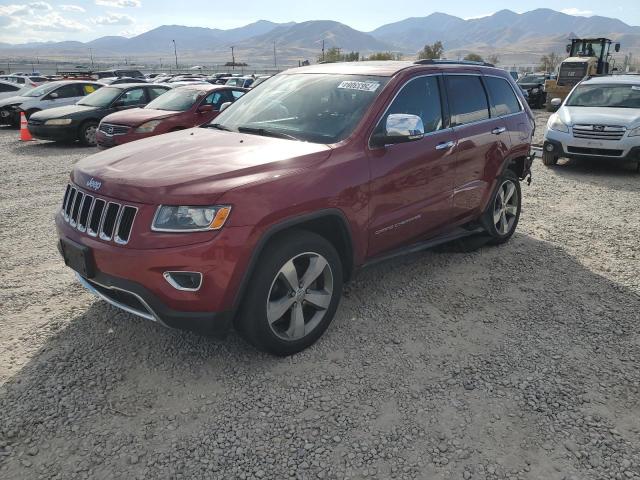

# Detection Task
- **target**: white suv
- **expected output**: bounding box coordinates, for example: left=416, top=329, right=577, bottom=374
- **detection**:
left=543, top=75, right=640, bottom=167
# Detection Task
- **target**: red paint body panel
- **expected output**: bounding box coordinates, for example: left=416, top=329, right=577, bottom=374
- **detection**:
left=57, top=62, right=534, bottom=332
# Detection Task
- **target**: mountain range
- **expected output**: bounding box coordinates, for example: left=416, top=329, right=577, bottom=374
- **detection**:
left=1, top=9, right=639, bottom=66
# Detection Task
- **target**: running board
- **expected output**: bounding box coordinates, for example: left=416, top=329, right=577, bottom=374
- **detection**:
left=363, top=227, right=485, bottom=268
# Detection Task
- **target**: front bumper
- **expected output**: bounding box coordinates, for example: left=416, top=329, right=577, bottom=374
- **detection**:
left=28, top=123, right=77, bottom=142
left=544, top=128, right=640, bottom=161
left=75, top=270, right=233, bottom=337
left=56, top=209, right=256, bottom=338
left=96, top=130, right=151, bottom=149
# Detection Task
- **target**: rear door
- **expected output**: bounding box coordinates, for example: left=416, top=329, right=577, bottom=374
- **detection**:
left=367, top=74, right=457, bottom=257
left=444, top=74, right=510, bottom=218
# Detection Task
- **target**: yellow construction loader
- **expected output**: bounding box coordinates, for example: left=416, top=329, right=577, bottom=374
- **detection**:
left=545, top=37, right=620, bottom=111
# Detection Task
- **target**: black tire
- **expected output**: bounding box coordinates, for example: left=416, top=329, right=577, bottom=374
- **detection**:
left=79, top=121, right=98, bottom=146
left=481, top=169, right=522, bottom=245
left=236, top=230, right=343, bottom=356
left=542, top=150, right=559, bottom=166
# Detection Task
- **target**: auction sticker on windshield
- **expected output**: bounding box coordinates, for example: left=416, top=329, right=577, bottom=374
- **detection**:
left=338, top=81, right=380, bottom=92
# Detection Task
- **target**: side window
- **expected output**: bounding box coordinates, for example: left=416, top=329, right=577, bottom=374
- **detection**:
left=82, top=84, right=98, bottom=96
left=0, top=83, right=19, bottom=92
left=377, top=76, right=443, bottom=134
left=231, top=90, right=244, bottom=100
left=53, top=84, right=82, bottom=99
left=118, top=88, right=147, bottom=106
left=203, top=91, right=224, bottom=109
left=445, top=75, right=490, bottom=126
left=485, top=77, right=522, bottom=116
left=148, top=87, right=168, bottom=100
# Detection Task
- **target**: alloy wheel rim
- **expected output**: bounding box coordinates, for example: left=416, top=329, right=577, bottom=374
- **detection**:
left=266, top=252, right=333, bottom=341
left=85, top=126, right=97, bottom=145
left=493, top=180, right=519, bottom=236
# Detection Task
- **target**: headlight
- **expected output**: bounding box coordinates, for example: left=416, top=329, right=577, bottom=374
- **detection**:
left=135, top=120, right=162, bottom=133
left=151, top=205, right=232, bottom=232
left=530, top=88, right=539, bottom=94
left=629, top=126, right=640, bottom=137
left=548, top=115, right=569, bottom=133
left=45, top=118, right=72, bottom=126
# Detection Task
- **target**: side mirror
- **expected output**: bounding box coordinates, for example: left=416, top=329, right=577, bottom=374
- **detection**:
left=371, top=114, right=424, bottom=148
left=197, top=104, right=214, bottom=113
left=550, top=98, right=562, bottom=107
left=615, top=43, right=621, bottom=52
left=219, top=102, right=232, bottom=112
left=49, top=92, right=59, bottom=99
left=566, top=44, right=571, bottom=54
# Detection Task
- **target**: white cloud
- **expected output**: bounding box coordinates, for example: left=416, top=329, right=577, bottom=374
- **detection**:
left=93, top=12, right=134, bottom=25
left=561, top=8, right=594, bottom=17
left=95, top=0, right=141, bottom=7
left=60, top=4, right=86, bottom=13
left=23, top=12, right=89, bottom=31
left=0, top=4, right=31, bottom=16
left=29, top=1, right=53, bottom=11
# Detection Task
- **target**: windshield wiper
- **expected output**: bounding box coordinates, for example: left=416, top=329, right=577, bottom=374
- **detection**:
left=237, top=125, right=299, bottom=141
left=206, top=123, right=233, bottom=131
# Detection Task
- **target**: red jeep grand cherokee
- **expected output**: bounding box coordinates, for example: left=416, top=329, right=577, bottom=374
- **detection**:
left=56, top=61, right=534, bottom=355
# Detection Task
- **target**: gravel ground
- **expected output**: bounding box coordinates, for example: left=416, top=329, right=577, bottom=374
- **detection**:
left=0, top=123, right=639, bottom=480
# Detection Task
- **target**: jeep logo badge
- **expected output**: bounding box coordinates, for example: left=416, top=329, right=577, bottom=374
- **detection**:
left=86, top=178, right=102, bottom=191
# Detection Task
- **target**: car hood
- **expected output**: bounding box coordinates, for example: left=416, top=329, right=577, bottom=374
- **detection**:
left=101, top=108, right=177, bottom=126
left=31, top=104, right=99, bottom=120
left=72, top=128, right=332, bottom=205
left=0, top=95, right=30, bottom=107
left=558, top=107, right=640, bottom=128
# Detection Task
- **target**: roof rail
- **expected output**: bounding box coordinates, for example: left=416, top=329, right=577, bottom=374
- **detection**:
left=414, top=59, right=495, bottom=67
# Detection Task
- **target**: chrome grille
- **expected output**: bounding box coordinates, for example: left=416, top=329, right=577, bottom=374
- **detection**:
left=61, top=184, right=137, bottom=245
left=572, top=125, right=625, bottom=141
left=98, top=123, right=130, bottom=135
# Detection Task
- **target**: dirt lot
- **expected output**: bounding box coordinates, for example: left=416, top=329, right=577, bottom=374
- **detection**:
left=0, top=122, right=639, bottom=480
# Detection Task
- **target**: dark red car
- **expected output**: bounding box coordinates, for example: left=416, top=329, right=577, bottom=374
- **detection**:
left=57, top=61, right=534, bottom=355
left=96, top=84, right=246, bottom=148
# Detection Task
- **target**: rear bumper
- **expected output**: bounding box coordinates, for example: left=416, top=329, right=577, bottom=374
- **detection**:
left=75, top=270, right=233, bottom=337
left=28, top=124, right=77, bottom=142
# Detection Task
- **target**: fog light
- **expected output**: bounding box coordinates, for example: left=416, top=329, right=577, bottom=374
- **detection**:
left=163, top=271, right=202, bottom=291
left=545, top=143, right=555, bottom=152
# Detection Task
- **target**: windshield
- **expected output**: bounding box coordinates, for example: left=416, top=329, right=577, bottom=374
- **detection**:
left=145, top=88, right=203, bottom=111
left=566, top=84, right=640, bottom=108
left=78, top=87, right=121, bottom=107
left=210, top=73, right=390, bottom=143
left=24, top=82, right=60, bottom=97
left=519, top=76, right=545, bottom=84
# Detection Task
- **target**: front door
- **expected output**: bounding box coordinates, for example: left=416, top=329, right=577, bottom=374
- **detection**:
left=367, top=75, right=456, bottom=257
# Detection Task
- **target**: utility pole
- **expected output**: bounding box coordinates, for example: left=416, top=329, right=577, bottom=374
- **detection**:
left=89, top=48, right=94, bottom=69
left=172, top=39, right=178, bottom=70
left=231, top=46, right=235, bottom=70
left=322, top=40, right=325, bottom=62
left=273, top=41, right=277, bottom=70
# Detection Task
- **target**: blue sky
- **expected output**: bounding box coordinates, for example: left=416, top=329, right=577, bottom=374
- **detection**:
left=1, top=0, right=639, bottom=43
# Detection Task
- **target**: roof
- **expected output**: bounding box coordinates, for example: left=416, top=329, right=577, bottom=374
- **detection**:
left=582, top=75, right=640, bottom=85
left=103, top=82, right=155, bottom=89
left=173, top=83, right=225, bottom=91
left=285, top=60, right=505, bottom=77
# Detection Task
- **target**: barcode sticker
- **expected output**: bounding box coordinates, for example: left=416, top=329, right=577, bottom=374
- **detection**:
left=338, top=81, right=380, bottom=92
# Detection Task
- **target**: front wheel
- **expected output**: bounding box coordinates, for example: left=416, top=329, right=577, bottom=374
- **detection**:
left=481, top=170, right=522, bottom=245
left=237, top=230, right=343, bottom=356
left=79, top=121, right=98, bottom=146
left=542, top=150, right=558, bottom=166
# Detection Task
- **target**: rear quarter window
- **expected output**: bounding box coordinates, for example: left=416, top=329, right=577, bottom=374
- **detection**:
left=485, top=76, right=522, bottom=116
left=445, top=75, right=490, bottom=126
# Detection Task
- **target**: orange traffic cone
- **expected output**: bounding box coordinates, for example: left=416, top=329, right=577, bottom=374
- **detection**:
left=20, top=112, right=34, bottom=142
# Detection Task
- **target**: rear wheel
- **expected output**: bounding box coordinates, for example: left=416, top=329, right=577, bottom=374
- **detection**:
left=79, top=121, right=98, bottom=146
left=542, top=150, right=559, bottom=166
left=237, top=230, right=343, bottom=356
left=481, top=170, right=521, bottom=245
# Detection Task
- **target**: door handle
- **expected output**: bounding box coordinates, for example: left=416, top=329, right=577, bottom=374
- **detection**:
left=492, top=127, right=507, bottom=135
left=435, top=140, right=455, bottom=150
